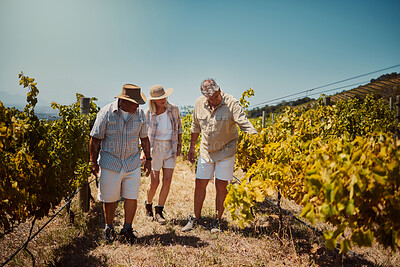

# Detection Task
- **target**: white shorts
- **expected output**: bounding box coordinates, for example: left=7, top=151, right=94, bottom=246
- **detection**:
left=152, top=139, right=177, bottom=171
left=196, top=155, right=236, bottom=181
left=98, top=167, right=141, bottom=203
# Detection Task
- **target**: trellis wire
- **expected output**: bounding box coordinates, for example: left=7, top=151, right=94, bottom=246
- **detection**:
left=1, top=177, right=97, bottom=267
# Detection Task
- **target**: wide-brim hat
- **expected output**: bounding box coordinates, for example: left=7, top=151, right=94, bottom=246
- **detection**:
left=115, top=84, right=146, bottom=105
left=147, top=84, right=173, bottom=100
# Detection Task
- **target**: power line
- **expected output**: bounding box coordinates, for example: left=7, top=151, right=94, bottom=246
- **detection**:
left=263, top=81, right=368, bottom=107
left=307, top=81, right=368, bottom=97
left=249, top=64, right=400, bottom=109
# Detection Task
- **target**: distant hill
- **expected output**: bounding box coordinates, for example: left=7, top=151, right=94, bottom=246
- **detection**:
left=248, top=72, right=400, bottom=117
left=0, top=90, right=56, bottom=109
left=294, top=72, right=400, bottom=110
left=330, top=72, right=400, bottom=102
left=0, top=90, right=60, bottom=117
left=0, top=90, right=26, bottom=108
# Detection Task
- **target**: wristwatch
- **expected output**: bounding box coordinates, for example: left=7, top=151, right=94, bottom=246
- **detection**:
left=146, top=157, right=152, bottom=161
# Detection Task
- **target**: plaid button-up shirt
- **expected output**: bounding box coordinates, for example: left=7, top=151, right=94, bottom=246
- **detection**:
left=146, top=103, right=182, bottom=157
left=90, top=100, right=148, bottom=172
left=191, top=91, right=257, bottom=162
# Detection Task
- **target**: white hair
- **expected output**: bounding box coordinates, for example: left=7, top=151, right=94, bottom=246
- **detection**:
left=200, top=79, right=220, bottom=98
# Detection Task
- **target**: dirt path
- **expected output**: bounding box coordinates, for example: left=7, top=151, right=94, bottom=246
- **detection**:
left=2, top=159, right=399, bottom=266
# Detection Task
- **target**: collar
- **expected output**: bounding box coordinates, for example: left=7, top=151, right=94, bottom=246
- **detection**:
left=111, top=100, right=119, bottom=113
left=112, top=99, right=139, bottom=116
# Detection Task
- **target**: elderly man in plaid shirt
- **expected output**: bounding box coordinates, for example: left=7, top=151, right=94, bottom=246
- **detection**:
left=90, top=84, right=152, bottom=245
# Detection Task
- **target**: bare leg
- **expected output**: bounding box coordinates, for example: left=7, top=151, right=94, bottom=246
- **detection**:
left=103, top=202, right=117, bottom=225
left=158, top=168, right=174, bottom=206
left=147, top=170, right=160, bottom=203
left=124, top=199, right=137, bottom=224
left=194, top=179, right=209, bottom=219
left=215, top=178, right=228, bottom=220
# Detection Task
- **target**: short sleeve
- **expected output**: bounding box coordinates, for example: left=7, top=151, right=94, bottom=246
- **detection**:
left=90, top=108, right=108, bottom=139
left=232, top=100, right=258, bottom=134
left=139, top=110, right=149, bottom=138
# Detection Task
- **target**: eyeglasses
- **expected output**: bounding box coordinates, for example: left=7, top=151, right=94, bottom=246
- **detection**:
left=207, top=91, right=221, bottom=101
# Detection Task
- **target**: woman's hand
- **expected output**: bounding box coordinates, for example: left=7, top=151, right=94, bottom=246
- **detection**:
left=140, top=151, right=146, bottom=165
left=144, top=159, right=151, bottom=176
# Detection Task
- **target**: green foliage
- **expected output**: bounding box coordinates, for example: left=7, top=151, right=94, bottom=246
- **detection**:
left=180, top=109, right=200, bottom=157
left=227, top=94, right=400, bottom=253
left=303, top=133, right=400, bottom=252
left=0, top=72, right=99, bottom=233
left=49, top=93, right=98, bottom=188
left=239, top=88, right=254, bottom=110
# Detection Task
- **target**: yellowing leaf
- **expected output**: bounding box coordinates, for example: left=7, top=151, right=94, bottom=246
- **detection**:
left=345, top=199, right=355, bottom=215
left=340, top=239, right=351, bottom=254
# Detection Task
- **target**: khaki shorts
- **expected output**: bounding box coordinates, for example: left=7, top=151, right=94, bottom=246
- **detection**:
left=98, top=167, right=141, bottom=202
left=151, top=139, right=177, bottom=171
left=196, top=154, right=236, bottom=181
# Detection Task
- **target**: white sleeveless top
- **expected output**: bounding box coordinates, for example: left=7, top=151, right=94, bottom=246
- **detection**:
left=155, top=111, right=173, bottom=140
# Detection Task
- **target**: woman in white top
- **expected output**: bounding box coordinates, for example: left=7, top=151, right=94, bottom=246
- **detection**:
left=144, top=84, right=182, bottom=224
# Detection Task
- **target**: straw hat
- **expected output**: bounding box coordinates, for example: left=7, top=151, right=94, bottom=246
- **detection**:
left=115, top=84, right=146, bottom=104
left=147, top=84, right=173, bottom=100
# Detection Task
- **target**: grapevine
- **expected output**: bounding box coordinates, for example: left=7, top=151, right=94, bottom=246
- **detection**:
left=0, top=73, right=98, bottom=233
left=226, top=93, right=400, bottom=253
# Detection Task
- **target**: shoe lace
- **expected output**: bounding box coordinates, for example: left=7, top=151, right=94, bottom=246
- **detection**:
left=106, top=227, right=115, bottom=234
left=189, top=215, right=198, bottom=224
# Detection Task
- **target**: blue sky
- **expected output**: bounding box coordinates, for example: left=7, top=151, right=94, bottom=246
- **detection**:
left=1, top=0, right=399, bottom=110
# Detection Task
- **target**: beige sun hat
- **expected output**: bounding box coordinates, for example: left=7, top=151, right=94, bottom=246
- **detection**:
left=147, top=84, right=173, bottom=100
left=115, top=84, right=146, bottom=104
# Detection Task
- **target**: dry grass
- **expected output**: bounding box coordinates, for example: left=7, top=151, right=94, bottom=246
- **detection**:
left=1, top=158, right=400, bottom=266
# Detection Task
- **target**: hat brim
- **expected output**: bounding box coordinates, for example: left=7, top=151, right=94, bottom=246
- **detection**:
left=147, top=88, right=173, bottom=101
left=115, top=92, right=147, bottom=105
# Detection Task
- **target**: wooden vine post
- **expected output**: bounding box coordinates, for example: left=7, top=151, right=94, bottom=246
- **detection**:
left=262, top=111, right=266, bottom=128
left=277, top=187, right=283, bottom=234
left=390, top=97, right=393, bottom=111
left=324, top=96, right=331, bottom=106
left=79, top=97, right=90, bottom=212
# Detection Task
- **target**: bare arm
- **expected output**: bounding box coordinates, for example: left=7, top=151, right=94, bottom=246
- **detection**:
left=140, top=136, right=152, bottom=176
left=188, top=132, right=200, bottom=163
left=89, top=137, right=101, bottom=178
left=177, top=133, right=182, bottom=156
left=232, top=101, right=258, bottom=134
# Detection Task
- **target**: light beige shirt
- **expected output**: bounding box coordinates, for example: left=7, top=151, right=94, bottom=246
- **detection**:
left=191, top=91, right=257, bottom=162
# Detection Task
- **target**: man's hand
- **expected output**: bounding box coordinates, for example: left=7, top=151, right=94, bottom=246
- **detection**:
left=144, top=159, right=151, bottom=176
left=139, top=137, right=152, bottom=176
left=89, top=137, right=101, bottom=178
left=90, top=161, right=99, bottom=178
left=188, top=146, right=196, bottom=163
left=188, top=133, right=199, bottom=163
